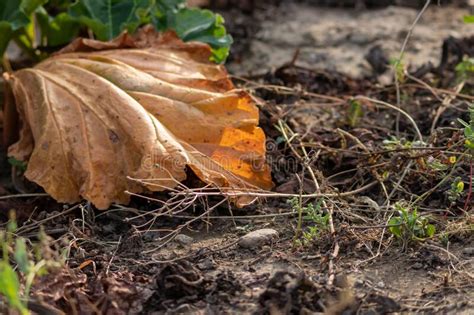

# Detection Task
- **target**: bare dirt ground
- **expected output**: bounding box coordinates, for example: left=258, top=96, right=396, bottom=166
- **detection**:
left=1, top=1, right=474, bottom=314
left=226, top=2, right=474, bottom=77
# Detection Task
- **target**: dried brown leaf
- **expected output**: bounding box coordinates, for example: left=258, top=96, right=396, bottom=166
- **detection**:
left=5, top=28, right=272, bottom=209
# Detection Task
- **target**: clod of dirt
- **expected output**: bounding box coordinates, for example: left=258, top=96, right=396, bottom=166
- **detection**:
left=32, top=269, right=153, bottom=314
left=143, top=260, right=244, bottom=313
left=196, top=257, right=216, bottom=270
left=256, top=271, right=325, bottom=314
left=365, top=293, right=401, bottom=313
left=238, top=228, right=279, bottom=248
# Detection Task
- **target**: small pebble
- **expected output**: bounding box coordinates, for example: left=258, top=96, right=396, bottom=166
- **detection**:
left=175, top=234, right=194, bottom=245
left=238, top=228, right=278, bottom=249
left=197, top=257, right=215, bottom=270
left=412, top=262, right=423, bottom=270
left=462, top=247, right=474, bottom=256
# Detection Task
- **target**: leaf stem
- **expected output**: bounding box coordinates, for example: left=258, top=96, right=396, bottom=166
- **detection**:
left=2, top=53, right=13, bottom=73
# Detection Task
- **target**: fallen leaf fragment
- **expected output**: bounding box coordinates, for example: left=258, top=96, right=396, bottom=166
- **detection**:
left=5, top=27, right=272, bottom=209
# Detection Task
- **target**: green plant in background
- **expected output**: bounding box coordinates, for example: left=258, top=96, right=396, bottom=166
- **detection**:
left=0, top=212, right=64, bottom=314
left=388, top=202, right=436, bottom=249
left=0, top=0, right=48, bottom=61
left=289, top=198, right=329, bottom=247
left=0, top=0, right=232, bottom=64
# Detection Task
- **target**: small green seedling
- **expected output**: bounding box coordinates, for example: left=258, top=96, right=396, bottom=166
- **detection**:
left=8, top=157, right=27, bottom=172
left=455, top=58, right=474, bottom=84
left=426, top=157, right=449, bottom=172
left=289, top=198, right=329, bottom=247
left=382, top=136, right=425, bottom=150
left=447, top=177, right=465, bottom=204
left=458, top=104, right=474, bottom=152
left=390, top=56, right=406, bottom=84
left=388, top=202, right=435, bottom=249
left=439, top=232, right=450, bottom=246
left=0, top=217, right=28, bottom=315
left=347, top=99, right=363, bottom=127
left=0, top=212, right=64, bottom=314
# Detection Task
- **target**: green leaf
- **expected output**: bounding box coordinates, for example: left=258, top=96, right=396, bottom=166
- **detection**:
left=0, top=1, right=29, bottom=30
left=8, top=157, right=28, bottom=172
left=21, top=0, right=49, bottom=16
left=159, top=0, right=186, bottom=10
left=14, top=238, right=31, bottom=274
left=36, top=9, right=80, bottom=47
left=426, top=224, right=436, bottom=238
left=68, top=0, right=153, bottom=41
left=15, top=0, right=233, bottom=64
left=459, top=104, right=474, bottom=151
left=7, top=218, right=17, bottom=233
left=0, top=0, right=46, bottom=57
left=388, top=217, right=402, bottom=238
left=44, top=0, right=73, bottom=11
left=0, top=21, right=14, bottom=58
left=466, top=139, right=474, bottom=150
left=456, top=180, right=465, bottom=193
left=162, top=8, right=232, bottom=63
left=167, top=8, right=215, bottom=40
left=458, top=118, right=470, bottom=128
left=0, top=262, right=28, bottom=314
left=428, top=159, right=449, bottom=171
left=464, top=15, right=474, bottom=23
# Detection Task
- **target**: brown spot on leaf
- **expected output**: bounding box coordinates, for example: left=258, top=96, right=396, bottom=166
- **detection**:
left=108, top=130, right=120, bottom=143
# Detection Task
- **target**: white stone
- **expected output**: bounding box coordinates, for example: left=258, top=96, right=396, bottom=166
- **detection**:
left=238, top=229, right=278, bottom=249
left=175, top=234, right=194, bottom=245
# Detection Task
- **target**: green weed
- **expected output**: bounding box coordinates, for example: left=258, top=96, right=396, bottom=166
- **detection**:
left=347, top=99, right=363, bottom=127
left=447, top=176, right=465, bottom=205
left=455, top=58, right=474, bottom=84
left=289, top=198, right=330, bottom=247
left=382, top=136, right=425, bottom=150
left=388, top=202, right=436, bottom=249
